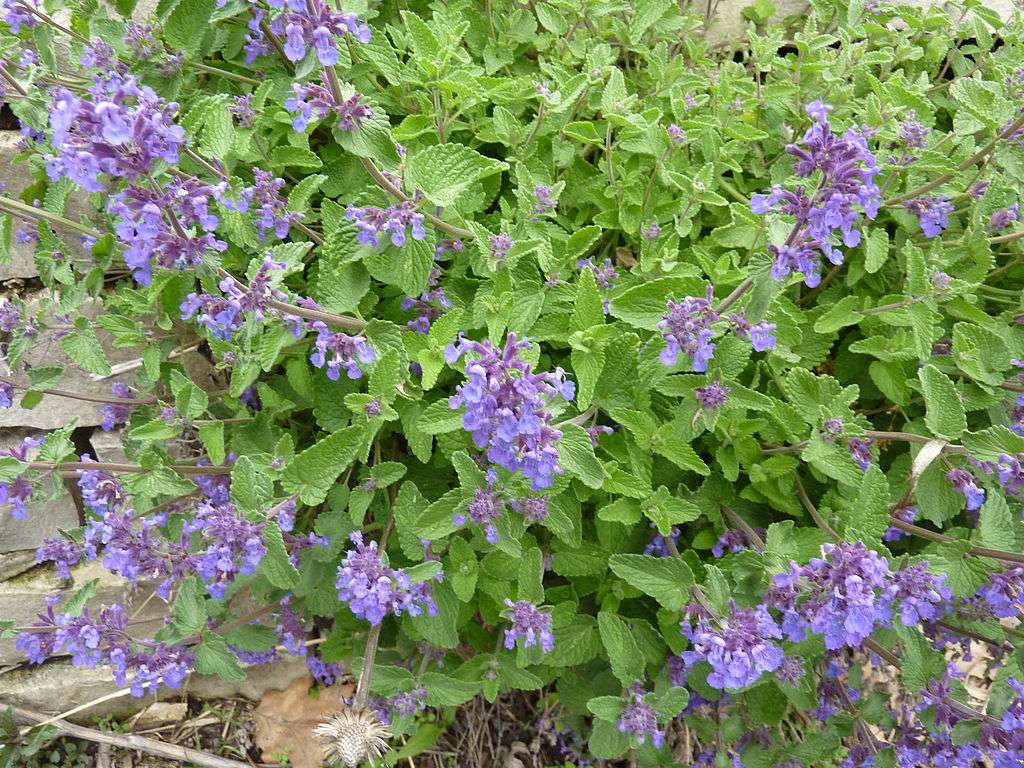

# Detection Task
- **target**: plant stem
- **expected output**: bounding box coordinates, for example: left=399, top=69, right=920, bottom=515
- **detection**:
left=884, top=111, right=1024, bottom=207
left=354, top=623, right=382, bottom=710
left=186, top=61, right=261, bottom=85
left=27, top=461, right=231, bottom=476
left=0, top=377, right=155, bottom=405
left=887, top=518, right=1024, bottom=565
left=793, top=474, right=842, bottom=542
left=11, top=708, right=252, bottom=768
left=0, top=196, right=96, bottom=237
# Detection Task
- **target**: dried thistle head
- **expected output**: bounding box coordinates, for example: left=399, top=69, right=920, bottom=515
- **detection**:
left=315, top=706, right=392, bottom=767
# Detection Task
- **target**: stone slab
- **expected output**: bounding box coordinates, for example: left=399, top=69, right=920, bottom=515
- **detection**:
left=0, top=428, right=80, bottom=555
left=0, top=294, right=144, bottom=430
left=705, top=0, right=1016, bottom=47
left=0, top=132, right=94, bottom=280
left=0, top=655, right=309, bottom=723
left=0, top=560, right=168, bottom=665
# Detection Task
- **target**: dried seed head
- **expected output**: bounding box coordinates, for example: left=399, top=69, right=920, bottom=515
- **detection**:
left=315, top=707, right=391, bottom=767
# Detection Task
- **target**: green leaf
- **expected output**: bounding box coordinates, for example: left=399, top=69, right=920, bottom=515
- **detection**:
left=813, top=295, right=863, bottom=334
left=918, top=364, right=966, bottom=440
left=271, top=146, right=323, bottom=169
left=896, top=624, right=947, bottom=692
left=610, top=276, right=705, bottom=330
left=557, top=423, right=605, bottom=488
left=164, top=0, right=214, bottom=56
left=588, top=718, right=630, bottom=759
left=571, top=347, right=604, bottom=411
left=447, top=537, right=478, bottom=602
left=572, top=266, right=604, bottom=332
left=975, top=492, right=1017, bottom=551
left=63, top=579, right=98, bottom=617
left=231, top=456, right=273, bottom=515
left=517, top=547, right=544, bottom=604
left=608, top=554, right=694, bottom=610
left=60, top=325, right=111, bottom=376
left=405, top=143, right=508, bottom=207
left=418, top=400, right=463, bottom=434
left=422, top=672, right=480, bottom=706
left=846, top=465, right=890, bottom=546
left=172, top=577, right=208, bottom=636
left=653, top=686, right=690, bottom=718
left=864, top=228, right=889, bottom=273
left=597, top=612, right=645, bottom=686
left=223, top=623, right=277, bottom=652
left=197, top=422, right=225, bottom=466
left=411, top=582, right=460, bottom=648
left=642, top=486, right=701, bottom=535
left=259, top=522, right=300, bottom=589
left=195, top=632, right=246, bottom=683
left=586, top=695, right=623, bottom=721
left=281, top=426, right=362, bottom=504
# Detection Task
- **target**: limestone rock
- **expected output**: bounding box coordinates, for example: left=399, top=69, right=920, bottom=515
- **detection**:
left=0, top=655, right=310, bottom=723
left=0, top=560, right=168, bottom=665
left=0, top=132, right=93, bottom=280
left=0, top=429, right=79, bottom=556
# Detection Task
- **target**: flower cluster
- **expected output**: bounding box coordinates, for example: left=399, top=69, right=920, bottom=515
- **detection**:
left=99, top=383, right=137, bottom=431
left=335, top=532, right=437, bottom=625
left=181, top=256, right=289, bottom=341
left=276, top=0, right=370, bottom=64
left=0, top=435, right=40, bottom=520
left=401, top=266, right=452, bottom=333
left=309, top=322, right=375, bottom=380
left=616, top=684, right=665, bottom=748
left=658, top=289, right=776, bottom=371
left=108, top=176, right=227, bottom=285
left=46, top=73, right=186, bottom=193
left=766, top=542, right=949, bottom=650
left=285, top=83, right=372, bottom=132
left=502, top=600, right=554, bottom=652
left=346, top=200, right=426, bottom=248
left=904, top=195, right=954, bottom=238
left=454, top=487, right=505, bottom=544
left=16, top=598, right=194, bottom=697
left=681, top=603, right=784, bottom=689
left=446, top=334, right=575, bottom=489
left=751, top=101, right=880, bottom=286
left=224, top=169, right=301, bottom=241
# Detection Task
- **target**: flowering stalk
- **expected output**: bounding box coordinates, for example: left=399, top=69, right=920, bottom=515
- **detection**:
left=25, top=460, right=232, bottom=476
left=884, top=110, right=1024, bottom=207
left=0, top=377, right=156, bottom=405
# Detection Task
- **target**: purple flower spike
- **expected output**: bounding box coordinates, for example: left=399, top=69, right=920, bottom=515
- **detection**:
left=751, top=101, right=880, bottom=286
left=447, top=334, right=574, bottom=490
left=946, top=467, right=985, bottom=511
left=346, top=200, right=425, bottom=248
left=617, top=685, right=665, bottom=748
left=503, top=600, right=554, bottom=652
left=681, top=602, right=784, bottom=689
left=905, top=196, right=954, bottom=238
left=658, top=287, right=718, bottom=371
left=45, top=73, right=186, bottom=194
left=695, top=380, right=730, bottom=411
left=766, top=541, right=891, bottom=650
left=309, top=322, right=374, bottom=380
left=335, top=532, right=437, bottom=625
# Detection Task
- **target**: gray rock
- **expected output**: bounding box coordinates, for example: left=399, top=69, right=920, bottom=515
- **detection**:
left=0, top=295, right=142, bottom=430
left=0, top=560, right=168, bottom=665
left=705, top=0, right=1015, bottom=47
left=0, top=655, right=310, bottom=723
left=0, top=429, right=79, bottom=556
left=0, top=133, right=93, bottom=280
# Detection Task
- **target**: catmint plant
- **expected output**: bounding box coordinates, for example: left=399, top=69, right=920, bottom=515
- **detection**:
left=2, top=0, right=1024, bottom=765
